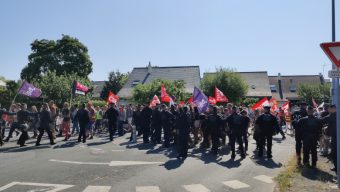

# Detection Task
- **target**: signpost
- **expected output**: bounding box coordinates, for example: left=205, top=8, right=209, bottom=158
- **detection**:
left=321, top=41, right=340, bottom=188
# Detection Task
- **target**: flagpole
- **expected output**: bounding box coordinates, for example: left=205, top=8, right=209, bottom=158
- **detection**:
left=11, top=80, right=25, bottom=107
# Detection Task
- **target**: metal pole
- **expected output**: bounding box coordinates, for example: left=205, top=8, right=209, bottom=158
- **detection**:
left=331, top=0, right=340, bottom=188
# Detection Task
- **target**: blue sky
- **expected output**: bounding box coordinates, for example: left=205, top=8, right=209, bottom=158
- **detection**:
left=0, top=0, right=339, bottom=81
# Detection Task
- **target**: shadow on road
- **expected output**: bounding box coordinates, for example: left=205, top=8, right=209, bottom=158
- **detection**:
left=161, top=159, right=184, bottom=170
left=301, top=167, right=336, bottom=183
left=1, top=145, right=50, bottom=153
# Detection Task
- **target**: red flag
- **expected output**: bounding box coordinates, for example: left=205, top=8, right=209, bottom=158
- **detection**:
left=251, top=97, right=269, bottom=110
left=208, top=96, right=217, bottom=105
left=312, top=98, right=318, bottom=108
left=150, top=95, right=161, bottom=107
left=215, top=87, right=229, bottom=103
left=187, top=96, right=193, bottom=104
left=107, top=91, right=119, bottom=104
left=179, top=101, right=185, bottom=106
left=161, top=84, right=171, bottom=103
left=281, top=102, right=290, bottom=116
left=269, top=98, right=279, bottom=112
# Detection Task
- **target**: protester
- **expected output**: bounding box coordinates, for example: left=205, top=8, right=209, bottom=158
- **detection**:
left=76, top=103, right=90, bottom=143
left=61, top=102, right=71, bottom=141
left=36, top=103, right=55, bottom=146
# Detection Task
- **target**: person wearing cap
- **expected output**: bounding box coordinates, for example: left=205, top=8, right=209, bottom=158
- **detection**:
left=255, top=105, right=278, bottom=159
left=161, top=104, right=175, bottom=148
left=297, top=106, right=322, bottom=168
left=105, top=103, right=119, bottom=141
left=207, top=105, right=222, bottom=155
left=226, top=106, right=246, bottom=159
left=292, top=102, right=308, bottom=164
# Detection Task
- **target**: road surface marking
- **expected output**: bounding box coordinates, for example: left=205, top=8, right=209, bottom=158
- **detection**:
left=253, top=175, right=273, bottom=184
left=109, top=161, right=163, bottom=166
left=222, top=180, right=250, bottom=189
left=112, top=149, right=125, bottom=152
left=183, top=184, right=210, bottom=192
left=82, top=185, right=111, bottom=192
left=136, top=186, right=160, bottom=192
left=0, top=181, right=74, bottom=192
left=49, top=159, right=109, bottom=165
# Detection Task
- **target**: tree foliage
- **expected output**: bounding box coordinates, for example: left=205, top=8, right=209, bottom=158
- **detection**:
left=132, top=79, right=189, bottom=104
left=0, top=79, right=20, bottom=108
left=100, top=70, right=129, bottom=100
left=32, top=71, right=93, bottom=107
left=297, top=83, right=331, bottom=105
left=201, top=67, right=248, bottom=103
left=21, top=35, right=93, bottom=82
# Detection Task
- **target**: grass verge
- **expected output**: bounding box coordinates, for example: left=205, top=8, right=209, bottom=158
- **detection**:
left=274, top=155, right=301, bottom=192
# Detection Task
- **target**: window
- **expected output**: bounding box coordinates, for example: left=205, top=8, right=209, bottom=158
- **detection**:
left=270, top=85, right=277, bottom=92
left=289, top=85, right=296, bottom=92
left=251, top=85, right=256, bottom=89
left=132, top=80, right=140, bottom=86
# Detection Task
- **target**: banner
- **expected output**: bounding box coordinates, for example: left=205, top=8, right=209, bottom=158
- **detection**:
left=281, top=102, right=290, bottom=116
left=150, top=95, right=161, bottom=107
left=187, top=96, right=193, bottom=104
left=269, top=98, right=279, bottom=112
left=18, top=81, right=42, bottom=98
left=215, top=87, right=228, bottom=102
left=107, top=91, right=119, bottom=104
left=208, top=96, right=217, bottom=105
left=73, top=81, right=89, bottom=95
left=161, top=84, right=171, bottom=103
left=251, top=97, right=269, bottom=110
left=193, top=87, right=209, bottom=113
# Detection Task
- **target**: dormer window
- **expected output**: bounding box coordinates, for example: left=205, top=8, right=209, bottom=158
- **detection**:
left=251, top=85, right=256, bottom=89
left=132, top=80, right=140, bottom=86
left=289, top=85, right=296, bottom=92
left=270, top=85, right=277, bottom=92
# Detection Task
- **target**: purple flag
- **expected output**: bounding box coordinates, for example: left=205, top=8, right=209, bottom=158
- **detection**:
left=193, top=87, right=209, bottom=113
left=18, top=81, right=42, bottom=98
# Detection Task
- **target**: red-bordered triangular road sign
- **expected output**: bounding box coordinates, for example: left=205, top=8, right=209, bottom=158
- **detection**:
left=321, top=42, right=340, bottom=68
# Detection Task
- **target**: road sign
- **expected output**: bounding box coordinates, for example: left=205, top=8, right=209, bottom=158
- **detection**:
left=328, top=69, right=340, bottom=78
left=321, top=42, right=340, bottom=68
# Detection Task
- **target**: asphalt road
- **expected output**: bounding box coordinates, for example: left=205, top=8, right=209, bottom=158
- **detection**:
left=0, top=131, right=294, bottom=192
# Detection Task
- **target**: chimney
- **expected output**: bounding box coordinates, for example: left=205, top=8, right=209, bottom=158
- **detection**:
left=319, top=72, right=325, bottom=85
left=278, top=73, right=283, bottom=100
left=148, top=61, right=152, bottom=74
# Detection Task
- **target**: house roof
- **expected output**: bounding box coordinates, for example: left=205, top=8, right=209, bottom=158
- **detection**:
left=118, top=65, right=201, bottom=98
left=203, top=71, right=272, bottom=98
left=268, top=75, right=324, bottom=101
left=92, top=81, right=106, bottom=98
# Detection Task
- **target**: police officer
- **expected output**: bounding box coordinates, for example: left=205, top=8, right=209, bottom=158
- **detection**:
left=207, top=105, right=222, bottom=155
left=255, top=105, right=278, bottom=159
left=292, top=102, right=308, bottom=164
left=161, top=104, right=174, bottom=148
left=241, top=110, right=251, bottom=152
left=104, top=103, right=119, bottom=141
left=226, top=106, right=245, bottom=159
left=141, top=104, right=153, bottom=144
left=36, top=103, right=55, bottom=146
left=151, top=104, right=162, bottom=144
left=75, top=103, right=90, bottom=143
left=176, top=106, right=191, bottom=160
left=298, top=106, right=322, bottom=168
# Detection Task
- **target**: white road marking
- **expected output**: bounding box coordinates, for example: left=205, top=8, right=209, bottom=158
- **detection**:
left=112, top=149, right=125, bottom=152
left=82, top=185, right=111, bottom=192
left=109, top=161, right=163, bottom=166
left=222, top=180, right=250, bottom=189
left=136, top=186, right=160, bottom=192
left=0, top=181, right=74, bottom=192
left=253, top=175, right=273, bottom=184
left=49, top=159, right=109, bottom=165
left=183, top=184, right=210, bottom=192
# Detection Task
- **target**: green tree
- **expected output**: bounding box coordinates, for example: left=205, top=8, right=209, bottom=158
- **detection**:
left=21, top=35, right=93, bottom=82
left=201, top=67, right=248, bottom=103
left=132, top=79, right=188, bottom=104
left=297, top=83, right=331, bottom=105
left=0, top=79, right=20, bottom=108
left=100, top=70, right=129, bottom=100
left=32, top=71, right=92, bottom=107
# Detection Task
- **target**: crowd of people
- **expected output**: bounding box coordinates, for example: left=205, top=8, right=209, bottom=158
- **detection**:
left=0, top=100, right=337, bottom=171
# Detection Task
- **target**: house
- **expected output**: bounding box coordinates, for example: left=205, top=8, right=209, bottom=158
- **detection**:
left=268, top=73, right=325, bottom=104
left=118, top=63, right=201, bottom=99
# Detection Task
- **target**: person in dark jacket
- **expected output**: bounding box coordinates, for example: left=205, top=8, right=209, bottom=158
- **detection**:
left=207, top=105, right=222, bottom=155
left=226, top=106, right=245, bottom=159
left=36, top=103, right=55, bottom=146
left=16, top=103, right=38, bottom=147
left=161, top=104, right=175, bottom=148
left=292, top=102, right=308, bottom=164
left=298, top=106, right=322, bottom=168
left=141, top=104, right=153, bottom=144
left=321, top=104, right=337, bottom=171
left=75, top=103, right=90, bottom=143
left=105, top=103, right=119, bottom=141
left=241, top=110, right=251, bottom=152
left=177, top=106, right=191, bottom=160
left=151, top=104, right=162, bottom=144
left=255, top=106, right=278, bottom=159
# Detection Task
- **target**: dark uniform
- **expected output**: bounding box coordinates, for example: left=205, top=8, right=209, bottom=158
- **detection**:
left=75, top=107, right=90, bottom=143
left=141, top=106, right=152, bottom=143
left=207, top=110, right=222, bottom=154
left=255, top=110, right=278, bottom=158
left=36, top=109, right=55, bottom=145
left=241, top=115, right=250, bottom=151
left=298, top=115, right=322, bottom=167
left=322, top=112, right=337, bottom=169
left=161, top=107, right=175, bottom=148
left=105, top=106, right=119, bottom=141
left=17, top=109, right=36, bottom=147
left=292, top=108, right=308, bottom=163
left=176, top=108, right=191, bottom=160
left=170, top=107, right=180, bottom=145
left=226, top=112, right=245, bottom=158
left=151, top=107, right=162, bottom=144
